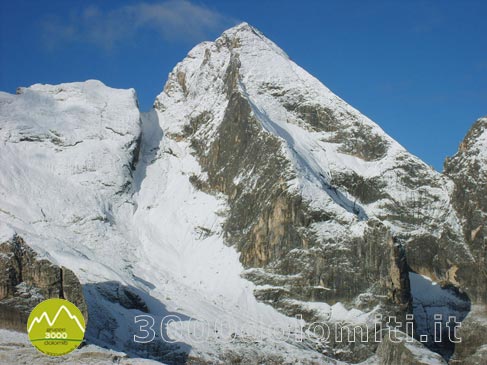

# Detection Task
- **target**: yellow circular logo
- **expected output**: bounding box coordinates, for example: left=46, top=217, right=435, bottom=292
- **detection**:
left=27, top=298, right=86, bottom=356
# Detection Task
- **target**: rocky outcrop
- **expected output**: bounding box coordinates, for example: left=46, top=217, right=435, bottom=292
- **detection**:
left=207, top=107, right=408, bottom=314
left=452, top=345, right=487, bottom=365
left=444, top=117, right=487, bottom=304
left=152, top=23, right=478, bottom=362
left=0, top=234, right=87, bottom=332
left=448, top=305, right=487, bottom=364
left=92, top=282, right=149, bottom=313
left=243, top=219, right=412, bottom=312
left=162, top=31, right=414, bottom=319
left=376, top=330, right=447, bottom=365
left=443, top=118, right=487, bottom=364
left=188, top=92, right=302, bottom=268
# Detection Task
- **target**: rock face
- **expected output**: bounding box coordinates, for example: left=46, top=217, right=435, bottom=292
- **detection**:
left=183, top=91, right=412, bottom=313
left=450, top=305, right=487, bottom=365
left=0, top=234, right=87, bottom=332
left=444, top=117, right=487, bottom=304
left=148, top=23, right=481, bottom=362
left=376, top=330, right=447, bottom=365
left=444, top=117, right=487, bottom=364
left=154, top=22, right=467, bottom=322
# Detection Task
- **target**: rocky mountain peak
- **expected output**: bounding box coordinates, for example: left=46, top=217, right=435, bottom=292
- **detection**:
left=446, top=116, right=487, bottom=175
left=152, top=24, right=475, bottom=359
left=218, top=21, right=290, bottom=57
left=222, top=21, right=258, bottom=35
left=219, top=21, right=262, bottom=41
left=444, top=116, right=487, bottom=304
left=1, top=22, right=485, bottom=365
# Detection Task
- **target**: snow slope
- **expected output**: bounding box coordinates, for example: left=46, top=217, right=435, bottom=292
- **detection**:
left=0, top=81, right=334, bottom=363
left=0, top=80, right=142, bottom=282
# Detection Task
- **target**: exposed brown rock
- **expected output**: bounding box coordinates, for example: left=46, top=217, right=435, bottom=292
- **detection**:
left=0, top=235, right=87, bottom=332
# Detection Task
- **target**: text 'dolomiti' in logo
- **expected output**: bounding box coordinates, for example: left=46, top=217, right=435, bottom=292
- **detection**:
left=27, top=298, right=86, bottom=356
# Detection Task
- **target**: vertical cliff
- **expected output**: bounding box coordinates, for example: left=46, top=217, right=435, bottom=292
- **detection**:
left=0, top=233, right=87, bottom=332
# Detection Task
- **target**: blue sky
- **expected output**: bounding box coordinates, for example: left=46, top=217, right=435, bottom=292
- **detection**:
left=1, top=0, right=486, bottom=170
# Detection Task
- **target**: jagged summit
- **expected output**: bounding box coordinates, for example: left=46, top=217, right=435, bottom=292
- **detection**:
left=221, top=21, right=258, bottom=36
left=444, top=116, right=487, bottom=303
left=150, top=23, right=478, bottom=362
left=224, top=21, right=255, bottom=32
left=155, top=22, right=451, bottom=225
left=446, top=116, right=487, bottom=171
left=219, top=21, right=290, bottom=57
left=213, top=21, right=273, bottom=44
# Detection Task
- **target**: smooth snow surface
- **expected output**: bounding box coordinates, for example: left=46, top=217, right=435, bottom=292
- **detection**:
left=0, top=221, right=15, bottom=242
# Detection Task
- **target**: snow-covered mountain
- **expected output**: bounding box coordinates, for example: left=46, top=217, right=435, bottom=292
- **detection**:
left=0, top=22, right=485, bottom=364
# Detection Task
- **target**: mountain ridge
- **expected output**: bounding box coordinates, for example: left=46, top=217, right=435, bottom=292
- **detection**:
left=0, top=22, right=485, bottom=365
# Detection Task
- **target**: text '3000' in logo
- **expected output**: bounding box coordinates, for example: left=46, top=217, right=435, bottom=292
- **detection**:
left=27, top=298, right=86, bottom=356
